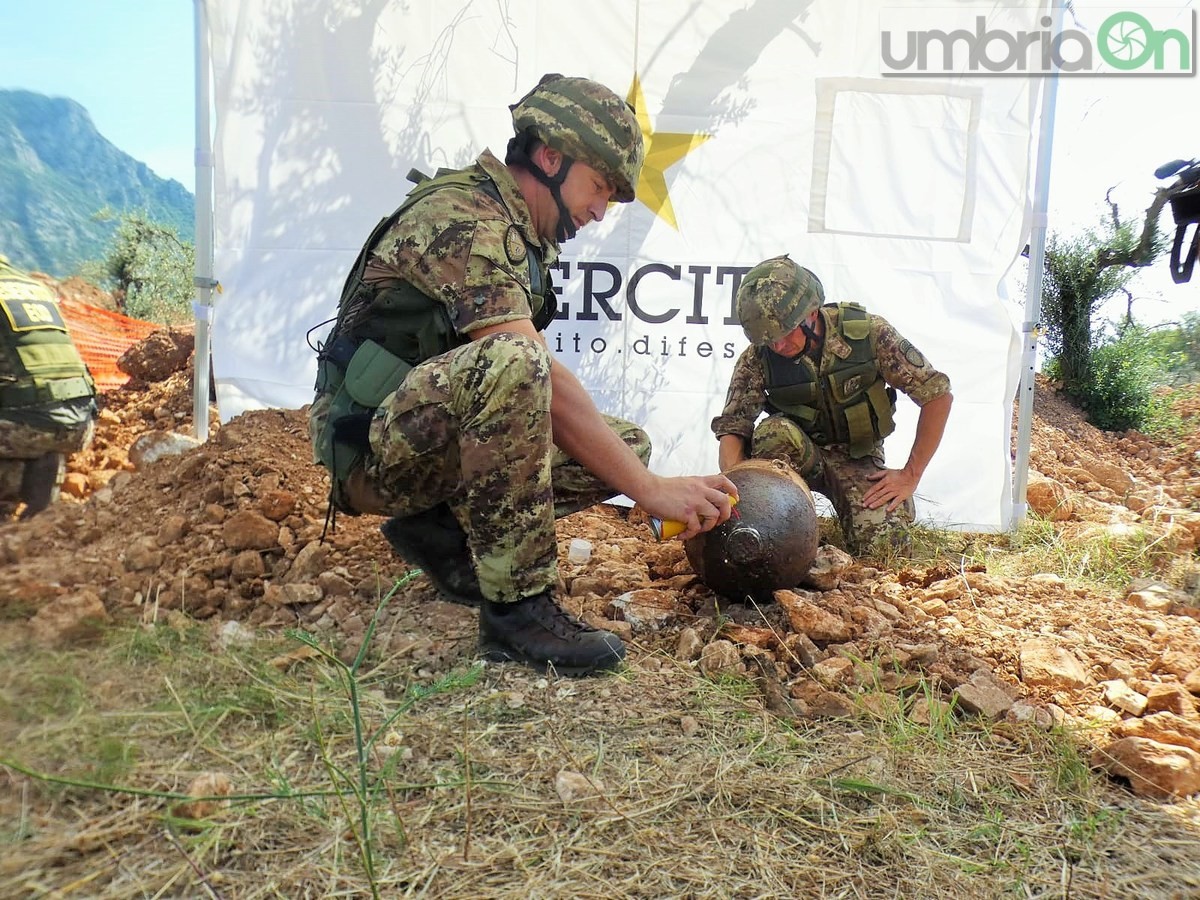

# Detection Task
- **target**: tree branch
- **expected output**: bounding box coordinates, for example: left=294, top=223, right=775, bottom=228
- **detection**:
left=1105, top=188, right=1120, bottom=232
left=1118, top=285, right=1134, bottom=325
left=1095, top=187, right=1171, bottom=270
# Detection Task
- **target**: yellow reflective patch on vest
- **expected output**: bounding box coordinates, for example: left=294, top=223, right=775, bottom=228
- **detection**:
left=0, top=279, right=50, bottom=302
left=1, top=297, right=67, bottom=332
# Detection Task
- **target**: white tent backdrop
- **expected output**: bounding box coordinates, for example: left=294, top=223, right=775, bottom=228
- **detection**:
left=203, top=0, right=1044, bottom=532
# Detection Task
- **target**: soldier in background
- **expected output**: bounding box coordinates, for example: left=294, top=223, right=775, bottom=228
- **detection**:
left=713, top=255, right=953, bottom=554
left=0, top=257, right=98, bottom=519
left=310, top=74, right=736, bottom=676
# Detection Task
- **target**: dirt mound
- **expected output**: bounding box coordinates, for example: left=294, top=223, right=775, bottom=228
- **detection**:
left=28, top=272, right=121, bottom=312
left=1024, top=376, right=1200, bottom=515
left=4, top=340, right=1200, bottom=796
left=55, top=331, right=217, bottom=502
left=117, top=329, right=194, bottom=382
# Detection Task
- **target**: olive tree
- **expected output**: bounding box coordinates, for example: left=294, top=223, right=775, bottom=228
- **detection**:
left=95, top=211, right=195, bottom=324
left=1041, top=188, right=1170, bottom=405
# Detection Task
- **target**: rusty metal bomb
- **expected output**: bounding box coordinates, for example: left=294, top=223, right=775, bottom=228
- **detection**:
left=684, top=458, right=818, bottom=600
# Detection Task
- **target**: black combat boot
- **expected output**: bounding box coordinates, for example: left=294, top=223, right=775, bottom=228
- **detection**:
left=18, top=452, right=62, bottom=520
left=381, top=505, right=484, bottom=606
left=479, top=592, right=626, bottom=676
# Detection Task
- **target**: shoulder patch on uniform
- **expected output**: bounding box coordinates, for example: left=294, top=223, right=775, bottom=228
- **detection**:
left=503, top=224, right=526, bottom=266
left=900, top=339, right=926, bottom=367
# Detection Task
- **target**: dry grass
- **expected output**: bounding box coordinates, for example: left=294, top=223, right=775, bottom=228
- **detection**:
left=960, top=515, right=1185, bottom=595
left=5, top=602, right=1200, bottom=900
left=826, top=509, right=1186, bottom=598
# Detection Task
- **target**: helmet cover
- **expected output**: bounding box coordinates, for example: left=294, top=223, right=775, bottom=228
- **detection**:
left=735, top=255, right=825, bottom=346
left=511, top=74, right=644, bottom=202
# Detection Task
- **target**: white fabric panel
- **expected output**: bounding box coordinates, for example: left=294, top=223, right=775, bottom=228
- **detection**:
left=810, top=79, right=980, bottom=241
left=204, top=0, right=1044, bottom=531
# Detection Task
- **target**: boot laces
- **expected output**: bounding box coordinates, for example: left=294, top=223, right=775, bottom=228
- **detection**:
left=525, top=593, right=599, bottom=642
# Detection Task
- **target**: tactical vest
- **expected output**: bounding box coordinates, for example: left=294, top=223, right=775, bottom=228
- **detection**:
left=0, top=263, right=96, bottom=410
left=761, top=302, right=896, bottom=459
left=311, top=167, right=554, bottom=509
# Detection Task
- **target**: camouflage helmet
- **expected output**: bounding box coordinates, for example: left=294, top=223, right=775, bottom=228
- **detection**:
left=735, top=255, right=825, bottom=346
left=511, top=74, right=644, bottom=203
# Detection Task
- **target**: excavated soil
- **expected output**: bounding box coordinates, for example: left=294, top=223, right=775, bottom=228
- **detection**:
left=3, top=328, right=1200, bottom=797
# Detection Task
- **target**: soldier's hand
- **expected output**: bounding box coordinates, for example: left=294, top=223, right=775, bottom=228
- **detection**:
left=863, top=467, right=919, bottom=512
left=639, top=474, right=738, bottom=540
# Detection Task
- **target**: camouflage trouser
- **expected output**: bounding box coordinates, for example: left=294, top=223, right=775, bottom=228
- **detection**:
left=357, top=332, right=649, bottom=602
left=751, top=414, right=913, bottom=554
left=0, top=416, right=95, bottom=511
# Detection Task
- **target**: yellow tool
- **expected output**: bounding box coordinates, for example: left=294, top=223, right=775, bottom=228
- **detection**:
left=649, top=495, right=739, bottom=542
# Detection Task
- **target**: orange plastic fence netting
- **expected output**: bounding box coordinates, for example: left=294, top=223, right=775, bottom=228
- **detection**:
left=58, top=298, right=162, bottom=393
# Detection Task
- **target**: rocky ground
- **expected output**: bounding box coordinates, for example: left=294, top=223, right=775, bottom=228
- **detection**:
left=3, top=331, right=1200, bottom=802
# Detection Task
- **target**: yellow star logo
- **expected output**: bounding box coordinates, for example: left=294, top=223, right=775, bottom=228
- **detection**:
left=627, top=75, right=711, bottom=230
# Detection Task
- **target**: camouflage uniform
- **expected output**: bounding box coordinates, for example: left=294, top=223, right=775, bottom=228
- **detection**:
left=310, top=150, right=649, bottom=602
left=713, top=305, right=950, bottom=553
left=0, top=259, right=97, bottom=515
left=0, top=418, right=95, bottom=503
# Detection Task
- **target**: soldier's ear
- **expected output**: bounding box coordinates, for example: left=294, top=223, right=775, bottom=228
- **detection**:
left=534, top=145, right=564, bottom=178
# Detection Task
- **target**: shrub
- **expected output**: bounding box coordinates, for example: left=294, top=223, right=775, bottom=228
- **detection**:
left=1076, top=326, right=1161, bottom=431
left=1142, top=312, right=1200, bottom=385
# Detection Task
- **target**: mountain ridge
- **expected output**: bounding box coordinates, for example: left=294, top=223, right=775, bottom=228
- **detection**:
left=0, top=89, right=194, bottom=278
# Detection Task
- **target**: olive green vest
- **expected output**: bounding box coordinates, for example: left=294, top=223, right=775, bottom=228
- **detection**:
left=0, top=262, right=96, bottom=410
left=311, top=167, right=553, bottom=506
left=761, top=302, right=896, bottom=459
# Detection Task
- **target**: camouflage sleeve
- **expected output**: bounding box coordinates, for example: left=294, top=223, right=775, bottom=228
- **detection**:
left=414, top=218, right=532, bottom=335
left=710, top=346, right=767, bottom=439
left=872, top=316, right=951, bottom=406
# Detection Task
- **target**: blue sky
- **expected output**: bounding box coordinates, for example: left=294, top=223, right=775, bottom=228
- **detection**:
left=0, top=1, right=1196, bottom=322
left=0, top=1, right=194, bottom=187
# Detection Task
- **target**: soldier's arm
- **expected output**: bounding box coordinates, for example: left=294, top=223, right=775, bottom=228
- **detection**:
left=907, top=392, right=952, bottom=477
left=871, top=318, right=951, bottom=404
left=711, top=346, right=763, bottom=471
left=469, top=317, right=737, bottom=537
left=863, top=392, right=952, bottom=512
left=718, top=434, right=747, bottom=471
left=864, top=319, right=954, bottom=511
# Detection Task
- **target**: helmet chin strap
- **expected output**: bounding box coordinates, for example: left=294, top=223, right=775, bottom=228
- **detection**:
left=506, top=129, right=580, bottom=243
left=528, top=157, right=577, bottom=243
left=797, top=318, right=821, bottom=354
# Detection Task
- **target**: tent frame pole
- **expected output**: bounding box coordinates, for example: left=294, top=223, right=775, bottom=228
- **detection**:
left=1012, top=0, right=1064, bottom=527
left=192, top=0, right=216, bottom=440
